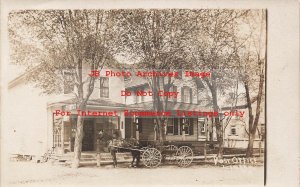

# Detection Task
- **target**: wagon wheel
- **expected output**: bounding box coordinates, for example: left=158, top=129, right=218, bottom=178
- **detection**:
left=175, top=146, right=193, bottom=167
left=142, top=148, right=162, bottom=168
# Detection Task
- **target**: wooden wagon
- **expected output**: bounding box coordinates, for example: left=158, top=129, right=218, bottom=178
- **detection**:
left=113, top=143, right=194, bottom=168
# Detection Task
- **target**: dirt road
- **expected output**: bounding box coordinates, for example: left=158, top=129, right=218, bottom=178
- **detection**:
left=3, top=162, right=264, bottom=187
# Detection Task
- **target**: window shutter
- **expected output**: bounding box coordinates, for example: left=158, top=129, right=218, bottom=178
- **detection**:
left=100, top=78, right=102, bottom=97
left=197, top=88, right=200, bottom=104
left=189, top=119, right=194, bottom=135
left=138, top=119, right=143, bottom=133
left=174, top=118, right=178, bottom=135
left=173, top=86, right=177, bottom=102
left=181, top=87, right=184, bottom=102
left=189, top=87, right=193, bottom=103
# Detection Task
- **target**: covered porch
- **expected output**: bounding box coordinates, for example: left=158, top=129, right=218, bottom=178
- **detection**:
left=124, top=101, right=218, bottom=142
left=48, top=98, right=126, bottom=155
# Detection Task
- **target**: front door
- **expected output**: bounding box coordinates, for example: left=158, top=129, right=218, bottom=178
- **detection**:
left=125, top=118, right=136, bottom=138
left=82, top=119, right=94, bottom=151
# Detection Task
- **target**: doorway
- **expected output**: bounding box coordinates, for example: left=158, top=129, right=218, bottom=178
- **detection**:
left=82, top=119, right=95, bottom=151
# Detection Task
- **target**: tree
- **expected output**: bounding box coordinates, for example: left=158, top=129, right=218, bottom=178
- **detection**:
left=186, top=10, right=249, bottom=157
left=236, top=10, right=266, bottom=157
left=116, top=9, right=200, bottom=142
left=9, top=10, right=119, bottom=168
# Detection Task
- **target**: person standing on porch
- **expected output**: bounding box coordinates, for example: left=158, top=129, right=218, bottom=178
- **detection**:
left=108, top=131, right=122, bottom=168
left=96, top=130, right=104, bottom=167
left=97, top=130, right=104, bottom=152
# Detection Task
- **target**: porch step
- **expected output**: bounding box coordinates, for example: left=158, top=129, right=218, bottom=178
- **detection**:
left=57, top=153, right=96, bottom=161
left=60, top=152, right=133, bottom=165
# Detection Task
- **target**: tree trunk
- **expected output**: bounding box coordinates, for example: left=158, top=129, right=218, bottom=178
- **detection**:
left=72, top=105, right=85, bottom=168
left=211, top=83, right=223, bottom=158
left=159, top=120, right=166, bottom=142
left=246, top=133, right=255, bottom=157
left=215, top=117, right=223, bottom=158
left=245, top=64, right=264, bottom=157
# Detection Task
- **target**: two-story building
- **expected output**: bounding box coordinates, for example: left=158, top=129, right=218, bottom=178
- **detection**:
left=123, top=71, right=265, bottom=148
left=7, top=65, right=126, bottom=156
left=7, top=66, right=264, bottom=157
left=123, top=72, right=218, bottom=143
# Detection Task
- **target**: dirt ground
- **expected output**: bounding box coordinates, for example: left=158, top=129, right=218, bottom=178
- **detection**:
left=2, top=161, right=264, bottom=187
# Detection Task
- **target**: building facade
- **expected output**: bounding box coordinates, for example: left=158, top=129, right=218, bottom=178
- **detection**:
left=124, top=74, right=217, bottom=143
left=8, top=67, right=126, bottom=155
left=7, top=68, right=264, bottom=156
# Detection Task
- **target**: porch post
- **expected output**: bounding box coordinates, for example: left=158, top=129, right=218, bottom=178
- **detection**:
left=96, top=139, right=101, bottom=167
left=61, top=121, right=64, bottom=154
left=69, top=137, right=72, bottom=152
left=131, top=117, right=134, bottom=138
left=204, top=119, right=208, bottom=162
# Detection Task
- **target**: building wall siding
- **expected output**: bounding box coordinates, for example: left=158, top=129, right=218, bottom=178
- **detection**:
left=7, top=82, right=49, bottom=156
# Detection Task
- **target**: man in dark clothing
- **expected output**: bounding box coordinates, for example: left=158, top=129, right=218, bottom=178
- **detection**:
left=129, top=138, right=141, bottom=167
left=108, top=132, right=122, bottom=168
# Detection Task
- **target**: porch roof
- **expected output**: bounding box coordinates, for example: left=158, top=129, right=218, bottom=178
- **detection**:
left=126, top=101, right=211, bottom=111
left=48, top=98, right=126, bottom=109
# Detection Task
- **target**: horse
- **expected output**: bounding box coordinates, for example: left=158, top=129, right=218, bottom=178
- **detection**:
left=128, top=138, right=141, bottom=167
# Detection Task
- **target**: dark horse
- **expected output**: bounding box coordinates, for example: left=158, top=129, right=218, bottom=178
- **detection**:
left=131, top=149, right=140, bottom=167
left=108, top=134, right=141, bottom=168
left=124, top=138, right=141, bottom=167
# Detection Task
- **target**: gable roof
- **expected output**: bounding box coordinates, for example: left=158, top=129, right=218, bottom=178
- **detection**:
left=125, top=76, right=148, bottom=89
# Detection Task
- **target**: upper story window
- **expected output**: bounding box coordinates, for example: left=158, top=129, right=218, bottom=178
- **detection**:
left=230, top=125, right=237, bottom=135
left=63, top=72, right=74, bottom=94
left=135, top=86, right=146, bottom=103
left=135, top=90, right=140, bottom=103
left=197, top=90, right=202, bottom=104
left=170, top=85, right=177, bottom=102
left=181, top=86, right=192, bottom=103
left=100, top=77, right=109, bottom=98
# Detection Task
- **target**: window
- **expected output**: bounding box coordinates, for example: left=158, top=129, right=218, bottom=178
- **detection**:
left=110, top=117, right=119, bottom=130
left=260, top=123, right=265, bottom=135
left=181, top=86, right=192, bottom=103
left=135, top=87, right=144, bottom=103
left=100, top=77, right=109, bottom=98
left=136, top=118, right=143, bottom=133
left=63, top=72, right=74, bottom=94
left=178, top=70, right=183, bottom=79
left=260, top=123, right=265, bottom=140
left=197, top=89, right=205, bottom=104
left=182, top=118, right=194, bottom=135
left=166, top=118, right=174, bottom=135
left=53, top=126, right=61, bottom=147
left=134, top=89, right=139, bottom=103
left=230, top=127, right=237, bottom=135
left=165, top=118, right=195, bottom=135
left=200, top=122, right=206, bottom=132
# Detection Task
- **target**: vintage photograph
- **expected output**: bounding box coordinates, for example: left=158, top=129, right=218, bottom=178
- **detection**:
left=4, top=8, right=266, bottom=186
